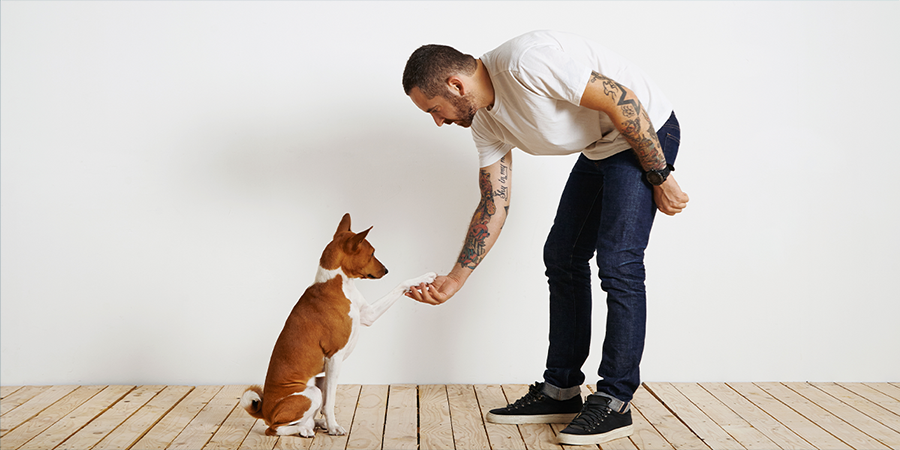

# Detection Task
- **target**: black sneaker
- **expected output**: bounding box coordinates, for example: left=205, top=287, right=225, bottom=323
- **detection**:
left=485, top=382, right=583, bottom=424
left=557, top=394, right=634, bottom=445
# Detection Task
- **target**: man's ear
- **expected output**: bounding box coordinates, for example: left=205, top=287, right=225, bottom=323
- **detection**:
left=447, top=76, right=465, bottom=96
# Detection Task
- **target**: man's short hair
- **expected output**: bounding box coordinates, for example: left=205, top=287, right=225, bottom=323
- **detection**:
left=402, top=44, right=477, bottom=98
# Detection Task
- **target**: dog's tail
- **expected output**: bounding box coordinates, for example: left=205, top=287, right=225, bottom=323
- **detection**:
left=241, top=385, right=265, bottom=419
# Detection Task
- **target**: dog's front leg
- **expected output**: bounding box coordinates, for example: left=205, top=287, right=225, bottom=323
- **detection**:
left=359, top=272, right=436, bottom=326
left=322, top=356, right=346, bottom=435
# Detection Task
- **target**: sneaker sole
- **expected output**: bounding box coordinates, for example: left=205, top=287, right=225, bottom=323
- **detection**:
left=557, top=424, right=634, bottom=445
left=485, top=412, right=579, bottom=424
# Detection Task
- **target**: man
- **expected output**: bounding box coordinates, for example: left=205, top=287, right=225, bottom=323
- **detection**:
left=402, top=30, right=688, bottom=445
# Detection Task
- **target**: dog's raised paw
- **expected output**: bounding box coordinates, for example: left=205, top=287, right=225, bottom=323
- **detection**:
left=414, top=272, right=437, bottom=285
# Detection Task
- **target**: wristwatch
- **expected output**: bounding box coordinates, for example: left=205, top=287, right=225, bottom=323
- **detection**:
left=646, top=164, right=674, bottom=186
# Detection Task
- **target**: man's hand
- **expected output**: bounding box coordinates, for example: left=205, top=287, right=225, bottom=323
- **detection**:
left=405, top=274, right=462, bottom=305
left=653, top=175, right=689, bottom=215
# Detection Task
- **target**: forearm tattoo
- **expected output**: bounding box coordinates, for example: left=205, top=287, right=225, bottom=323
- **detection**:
left=589, top=71, right=666, bottom=171
left=458, top=169, right=496, bottom=269
left=458, top=155, right=510, bottom=269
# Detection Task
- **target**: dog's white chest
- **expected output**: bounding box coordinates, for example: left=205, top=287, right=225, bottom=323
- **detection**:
left=316, top=267, right=363, bottom=359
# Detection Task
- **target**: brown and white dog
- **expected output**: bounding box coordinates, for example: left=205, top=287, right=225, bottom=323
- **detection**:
left=240, top=213, right=435, bottom=437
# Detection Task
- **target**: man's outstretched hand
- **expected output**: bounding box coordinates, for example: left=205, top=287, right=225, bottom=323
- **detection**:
left=406, top=274, right=462, bottom=305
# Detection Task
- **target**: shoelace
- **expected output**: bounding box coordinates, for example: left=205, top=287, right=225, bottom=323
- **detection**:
left=507, top=383, right=546, bottom=410
left=570, top=401, right=611, bottom=429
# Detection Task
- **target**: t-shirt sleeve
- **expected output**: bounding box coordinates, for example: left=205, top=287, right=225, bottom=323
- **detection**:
left=512, top=45, right=594, bottom=107
left=472, top=123, right=514, bottom=168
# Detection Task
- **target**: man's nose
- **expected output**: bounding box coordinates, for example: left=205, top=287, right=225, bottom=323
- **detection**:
left=431, top=113, right=444, bottom=127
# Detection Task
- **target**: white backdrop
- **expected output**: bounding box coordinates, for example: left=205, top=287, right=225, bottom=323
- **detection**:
left=2, top=1, right=898, bottom=386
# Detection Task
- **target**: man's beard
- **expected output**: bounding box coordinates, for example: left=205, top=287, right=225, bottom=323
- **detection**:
left=445, top=93, right=478, bottom=128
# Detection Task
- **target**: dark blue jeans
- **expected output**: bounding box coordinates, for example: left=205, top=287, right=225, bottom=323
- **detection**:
left=542, top=112, right=680, bottom=404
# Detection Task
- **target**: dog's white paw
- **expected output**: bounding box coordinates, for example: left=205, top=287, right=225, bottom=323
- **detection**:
left=327, top=423, right=346, bottom=436
left=404, top=272, right=437, bottom=289
left=298, top=425, right=316, bottom=438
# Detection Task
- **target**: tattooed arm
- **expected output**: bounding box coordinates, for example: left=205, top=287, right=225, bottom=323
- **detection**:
left=406, top=151, right=513, bottom=305
left=580, top=71, right=689, bottom=215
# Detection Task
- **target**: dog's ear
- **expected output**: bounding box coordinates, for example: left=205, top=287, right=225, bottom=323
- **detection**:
left=345, top=226, right=372, bottom=253
left=335, top=213, right=352, bottom=238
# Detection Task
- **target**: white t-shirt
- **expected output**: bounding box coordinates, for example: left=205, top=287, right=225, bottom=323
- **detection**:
left=473, top=30, right=673, bottom=168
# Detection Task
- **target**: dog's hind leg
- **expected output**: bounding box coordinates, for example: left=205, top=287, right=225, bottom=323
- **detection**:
left=269, top=386, right=322, bottom=437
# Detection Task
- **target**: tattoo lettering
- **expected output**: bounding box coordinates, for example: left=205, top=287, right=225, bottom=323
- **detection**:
left=458, top=169, right=496, bottom=269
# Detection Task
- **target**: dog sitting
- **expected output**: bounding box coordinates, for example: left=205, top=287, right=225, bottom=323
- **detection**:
left=241, top=213, right=435, bottom=436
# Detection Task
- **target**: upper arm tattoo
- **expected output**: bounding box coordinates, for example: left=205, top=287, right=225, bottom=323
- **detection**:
left=589, top=71, right=666, bottom=170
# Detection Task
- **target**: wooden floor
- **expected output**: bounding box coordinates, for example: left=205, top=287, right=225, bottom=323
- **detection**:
left=2, top=383, right=899, bottom=450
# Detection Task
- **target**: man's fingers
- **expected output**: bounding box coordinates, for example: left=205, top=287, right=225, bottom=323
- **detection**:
left=406, top=283, right=445, bottom=305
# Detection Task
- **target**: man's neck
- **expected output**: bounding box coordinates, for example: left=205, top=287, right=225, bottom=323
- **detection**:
left=473, top=59, right=495, bottom=111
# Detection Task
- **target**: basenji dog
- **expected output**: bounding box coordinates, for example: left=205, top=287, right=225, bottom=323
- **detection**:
left=240, top=213, right=435, bottom=437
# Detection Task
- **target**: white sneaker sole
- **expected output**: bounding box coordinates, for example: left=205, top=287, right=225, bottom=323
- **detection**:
left=485, top=412, right=579, bottom=424
left=557, top=424, right=634, bottom=445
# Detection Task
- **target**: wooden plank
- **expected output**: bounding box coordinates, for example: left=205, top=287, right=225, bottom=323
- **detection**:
left=759, top=382, right=889, bottom=450
left=0, top=385, right=105, bottom=450
left=647, top=383, right=743, bottom=450
left=418, top=384, right=453, bottom=450
left=674, top=383, right=776, bottom=450
left=238, top=419, right=277, bottom=450
left=1, top=386, right=49, bottom=417
left=169, top=385, right=246, bottom=450
left=56, top=384, right=165, bottom=449
left=17, top=385, right=133, bottom=450
left=448, top=384, right=491, bottom=450
left=203, top=387, right=259, bottom=450
left=307, top=384, right=361, bottom=450
left=94, top=385, right=193, bottom=450
left=276, top=431, right=314, bottom=450
left=474, top=384, right=527, bottom=450
left=501, top=384, right=561, bottom=450
left=631, top=384, right=708, bottom=450
left=837, top=382, right=900, bottom=425
left=700, top=382, right=811, bottom=450
left=729, top=382, right=850, bottom=450
left=381, top=384, right=417, bottom=450
left=867, top=383, right=900, bottom=403
left=815, top=382, right=900, bottom=436
left=0, top=385, right=79, bottom=437
left=1, top=386, right=24, bottom=399
left=630, top=401, right=674, bottom=450
left=345, top=384, right=388, bottom=450
left=131, top=385, right=222, bottom=449
left=787, top=382, right=899, bottom=449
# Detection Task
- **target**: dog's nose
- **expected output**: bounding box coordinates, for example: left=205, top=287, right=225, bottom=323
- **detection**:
left=384, top=268, right=389, bottom=275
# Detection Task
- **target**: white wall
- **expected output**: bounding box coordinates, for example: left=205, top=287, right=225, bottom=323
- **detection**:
left=2, top=1, right=898, bottom=387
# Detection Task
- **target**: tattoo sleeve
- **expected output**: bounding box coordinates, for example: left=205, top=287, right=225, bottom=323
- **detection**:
left=457, top=154, right=510, bottom=270
left=589, top=71, right=666, bottom=171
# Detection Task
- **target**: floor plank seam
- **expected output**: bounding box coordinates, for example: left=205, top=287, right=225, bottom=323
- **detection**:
left=641, top=382, right=708, bottom=449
